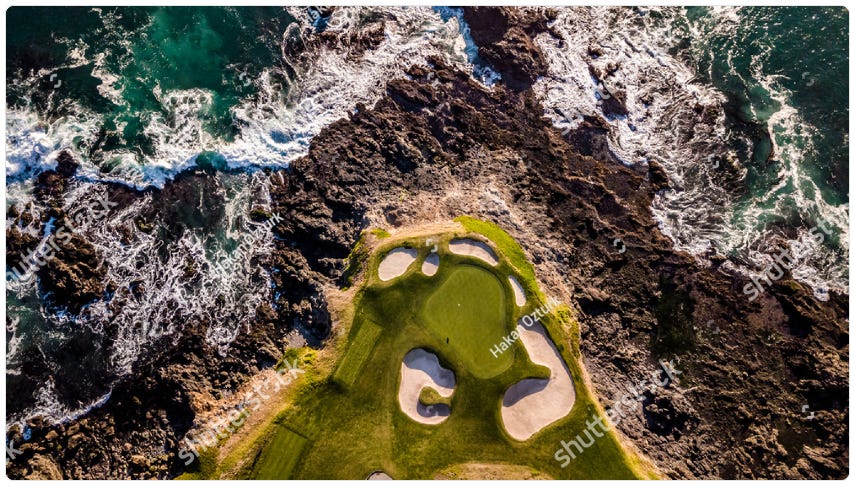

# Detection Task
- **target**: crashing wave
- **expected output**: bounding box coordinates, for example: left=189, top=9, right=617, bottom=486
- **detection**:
left=530, top=6, right=848, bottom=299
left=6, top=7, right=496, bottom=192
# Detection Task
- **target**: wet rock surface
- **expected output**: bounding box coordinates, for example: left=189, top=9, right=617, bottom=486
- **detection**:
left=7, top=8, right=847, bottom=480
left=463, top=7, right=554, bottom=91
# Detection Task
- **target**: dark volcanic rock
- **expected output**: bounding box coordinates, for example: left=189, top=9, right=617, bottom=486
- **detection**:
left=13, top=149, right=110, bottom=312
left=6, top=226, right=40, bottom=270
left=258, top=52, right=847, bottom=480
left=7, top=9, right=847, bottom=481
left=463, top=7, right=553, bottom=91
left=55, top=150, right=80, bottom=178
left=38, top=234, right=107, bottom=313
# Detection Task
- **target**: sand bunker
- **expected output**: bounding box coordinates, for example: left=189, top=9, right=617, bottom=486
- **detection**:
left=449, top=238, right=499, bottom=266
left=508, top=275, right=527, bottom=307
left=378, top=247, right=418, bottom=281
left=422, top=252, right=440, bottom=276
left=500, top=322, right=575, bottom=441
left=398, top=348, right=456, bottom=425
left=367, top=471, right=392, bottom=480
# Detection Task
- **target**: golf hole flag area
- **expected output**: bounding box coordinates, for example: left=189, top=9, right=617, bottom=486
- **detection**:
left=244, top=217, right=655, bottom=479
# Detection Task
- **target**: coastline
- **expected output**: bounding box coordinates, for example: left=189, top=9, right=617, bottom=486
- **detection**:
left=5, top=6, right=848, bottom=480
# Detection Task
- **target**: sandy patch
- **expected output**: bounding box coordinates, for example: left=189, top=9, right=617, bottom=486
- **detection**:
left=378, top=247, right=418, bottom=281
left=422, top=252, right=440, bottom=276
left=367, top=471, right=393, bottom=480
left=500, top=322, right=575, bottom=441
left=398, top=348, right=456, bottom=425
left=449, top=238, right=499, bottom=266
left=196, top=367, right=304, bottom=475
left=508, top=275, right=527, bottom=307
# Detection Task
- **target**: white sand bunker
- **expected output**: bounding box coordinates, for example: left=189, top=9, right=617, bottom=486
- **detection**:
left=398, top=348, right=456, bottom=425
left=378, top=247, right=418, bottom=281
left=422, top=252, right=440, bottom=276
left=508, top=275, right=527, bottom=307
left=367, top=471, right=392, bottom=480
left=500, top=322, right=576, bottom=441
left=449, top=238, right=499, bottom=266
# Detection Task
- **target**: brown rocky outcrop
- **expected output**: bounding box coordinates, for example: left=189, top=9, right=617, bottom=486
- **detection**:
left=7, top=8, right=847, bottom=480
left=463, top=7, right=554, bottom=91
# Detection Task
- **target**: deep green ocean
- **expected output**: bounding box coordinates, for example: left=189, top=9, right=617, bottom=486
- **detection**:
left=665, top=6, right=849, bottom=298
left=684, top=6, right=848, bottom=228
left=7, top=8, right=290, bottom=146
left=5, top=6, right=848, bottom=427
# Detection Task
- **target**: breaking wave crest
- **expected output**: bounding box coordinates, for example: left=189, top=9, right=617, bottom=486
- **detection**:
left=531, top=6, right=848, bottom=299
left=6, top=7, right=498, bottom=426
left=6, top=7, right=493, bottom=190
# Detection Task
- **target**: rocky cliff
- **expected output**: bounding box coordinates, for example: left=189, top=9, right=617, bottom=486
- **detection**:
left=6, top=7, right=847, bottom=479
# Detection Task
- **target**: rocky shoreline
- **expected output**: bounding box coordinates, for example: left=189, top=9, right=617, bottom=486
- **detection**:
left=6, top=7, right=847, bottom=479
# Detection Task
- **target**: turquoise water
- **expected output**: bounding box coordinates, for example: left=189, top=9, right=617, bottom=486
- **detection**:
left=682, top=6, right=848, bottom=237
left=7, top=7, right=294, bottom=175
left=11, top=7, right=844, bottom=225
left=4, top=6, right=849, bottom=427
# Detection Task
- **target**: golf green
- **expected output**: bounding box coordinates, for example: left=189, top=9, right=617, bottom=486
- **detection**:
left=217, top=219, right=655, bottom=480
left=421, top=264, right=512, bottom=379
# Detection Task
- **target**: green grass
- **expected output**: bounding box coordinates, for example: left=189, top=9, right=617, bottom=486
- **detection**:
left=176, top=447, right=218, bottom=480
left=251, top=427, right=309, bottom=480
left=370, top=228, right=391, bottom=239
left=332, top=320, right=383, bottom=389
left=421, top=264, right=513, bottom=379
left=419, top=387, right=452, bottom=407
left=455, top=216, right=536, bottom=283
left=240, top=219, right=656, bottom=480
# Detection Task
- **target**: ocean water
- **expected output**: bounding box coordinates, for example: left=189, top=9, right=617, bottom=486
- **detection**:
left=6, top=6, right=491, bottom=189
left=681, top=7, right=849, bottom=297
left=4, top=6, right=496, bottom=427
left=7, top=7, right=293, bottom=187
left=4, top=7, right=848, bottom=426
left=533, top=6, right=848, bottom=300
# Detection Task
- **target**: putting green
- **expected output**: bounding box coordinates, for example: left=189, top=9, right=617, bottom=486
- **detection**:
left=421, top=264, right=512, bottom=379
left=213, top=219, right=656, bottom=481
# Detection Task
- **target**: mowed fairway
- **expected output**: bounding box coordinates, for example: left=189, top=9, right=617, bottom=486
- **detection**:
left=252, top=427, right=308, bottom=479
left=238, top=221, right=655, bottom=480
left=332, top=320, right=383, bottom=389
left=422, top=264, right=511, bottom=379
